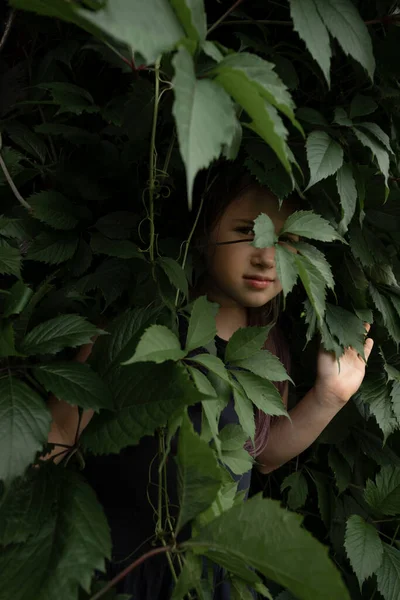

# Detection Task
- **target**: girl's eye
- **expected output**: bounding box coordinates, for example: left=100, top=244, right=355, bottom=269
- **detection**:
left=235, top=227, right=254, bottom=236
left=279, top=235, right=295, bottom=243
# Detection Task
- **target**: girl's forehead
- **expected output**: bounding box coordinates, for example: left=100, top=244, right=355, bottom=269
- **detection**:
left=224, top=188, right=292, bottom=225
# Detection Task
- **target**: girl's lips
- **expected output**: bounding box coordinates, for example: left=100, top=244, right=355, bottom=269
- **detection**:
left=243, top=277, right=274, bottom=289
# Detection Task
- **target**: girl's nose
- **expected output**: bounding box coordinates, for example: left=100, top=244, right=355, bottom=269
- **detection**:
left=250, top=245, right=275, bottom=269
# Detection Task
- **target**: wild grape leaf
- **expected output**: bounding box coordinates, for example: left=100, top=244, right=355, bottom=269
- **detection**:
left=122, top=324, right=186, bottom=364
left=359, top=373, right=398, bottom=442
left=295, top=254, right=327, bottom=321
left=26, top=231, right=79, bottom=265
left=225, top=326, right=270, bottom=362
left=234, top=371, right=288, bottom=417
left=190, top=354, right=231, bottom=383
left=10, top=0, right=184, bottom=66
left=369, top=284, right=400, bottom=345
left=306, top=131, right=343, bottom=189
left=233, top=349, right=290, bottom=383
left=0, top=468, right=111, bottom=600
left=344, top=515, right=383, bottom=587
left=275, top=244, right=298, bottom=299
left=72, top=258, right=132, bottom=309
left=353, top=128, right=390, bottom=188
left=186, top=296, right=219, bottom=352
left=289, top=0, right=332, bottom=85
left=170, top=0, right=206, bottom=41
left=219, top=424, right=254, bottom=475
left=82, top=362, right=206, bottom=454
left=333, top=107, right=352, bottom=127
left=94, top=211, right=138, bottom=240
left=171, top=553, right=203, bottom=600
left=233, top=387, right=256, bottom=443
left=90, top=233, right=142, bottom=259
left=28, top=191, right=79, bottom=230
left=33, top=362, right=113, bottom=411
left=350, top=95, right=377, bottom=119
left=281, top=471, right=308, bottom=510
left=357, top=122, right=393, bottom=154
left=0, top=376, right=51, bottom=484
left=175, top=412, right=222, bottom=533
left=19, top=314, right=101, bottom=356
left=172, top=46, right=237, bottom=207
left=0, top=241, right=21, bottom=277
left=336, top=163, right=357, bottom=233
left=293, top=241, right=334, bottom=290
left=3, top=281, right=33, bottom=318
left=328, top=447, right=352, bottom=493
left=4, top=121, right=48, bottom=163
left=325, top=304, right=366, bottom=356
left=376, top=543, right=400, bottom=600
left=364, top=466, right=400, bottom=516
left=252, top=213, right=277, bottom=248
left=188, top=494, right=350, bottom=600
left=158, top=256, right=189, bottom=299
left=313, top=0, right=375, bottom=79
left=281, top=210, right=343, bottom=242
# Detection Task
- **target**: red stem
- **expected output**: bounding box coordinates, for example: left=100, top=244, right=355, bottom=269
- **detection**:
left=207, top=0, right=246, bottom=35
left=89, top=546, right=173, bottom=600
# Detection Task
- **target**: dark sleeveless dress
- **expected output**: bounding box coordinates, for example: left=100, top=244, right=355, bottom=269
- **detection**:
left=84, top=336, right=254, bottom=598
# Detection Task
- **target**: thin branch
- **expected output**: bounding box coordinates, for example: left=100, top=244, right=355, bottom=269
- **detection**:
left=211, top=14, right=400, bottom=30
left=0, top=135, right=32, bottom=211
left=207, top=0, right=246, bottom=35
left=0, top=9, right=15, bottom=54
left=89, top=546, right=172, bottom=600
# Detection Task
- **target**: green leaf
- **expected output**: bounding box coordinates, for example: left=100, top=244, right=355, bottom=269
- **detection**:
left=0, top=241, right=21, bottom=277
left=281, top=210, right=343, bottom=242
left=313, top=0, right=375, bottom=79
left=0, top=468, right=111, bottom=600
left=32, top=362, right=113, bottom=411
left=82, top=362, right=206, bottom=454
left=333, top=107, right=352, bottom=127
left=172, top=46, right=237, bottom=207
left=344, top=515, right=383, bottom=587
left=350, top=95, right=377, bottom=119
left=360, top=373, right=398, bottom=443
left=185, top=296, right=218, bottom=352
left=219, top=424, right=254, bottom=475
left=94, top=211, right=138, bottom=239
left=90, top=233, right=143, bottom=260
left=328, top=447, right=352, bottom=493
left=306, top=131, right=343, bottom=189
left=20, top=314, right=101, bottom=356
left=158, top=256, right=189, bottom=299
left=233, top=387, right=256, bottom=443
left=369, top=284, right=400, bottom=345
left=296, top=107, right=329, bottom=126
left=376, top=543, right=400, bottom=600
left=293, top=241, right=334, bottom=290
left=289, top=0, right=332, bottom=85
left=357, top=122, right=393, bottom=154
left=171, top=553, right=203, bottom=600
left=26, top=231, right=79, bottom=265
left=4, top=121, right=48, bottom=163
left=233, top=349, right=290, bottom=383
left=234, top=370, right=288, bottom=417
left=281, top=471, right=309, bottom=510
left=252, top=213, right=277, bottom=248
left=225, top=326, right=270, bottom=362
left=295, top=254, right=327, bottom=321
left=170, top=0, right=206, bottom=42
left=0, top=376, right=51, bottom=484
left=353, top=128, right=390, bottom=188
left=175, top=411, right=222, bottom=533
left=325, top=304, right=366, bottom=356
left=364, top=466, right=400, bottom=516
left=336, top=163, right=357, bottom=233
left=0, top=147, right=25, bottom=185
left=28, top=191, right=79, bottom=230
left=188, top=494, right=350, bottom=600
left=190, top=354, right=231, bottom=383
left=275, top=244, right=299, bottom=299
left=10, top=0, right=184, bottom=66
left=122, top=324, right=186, bottom=364
left=3, top=281, right=33, bottom=318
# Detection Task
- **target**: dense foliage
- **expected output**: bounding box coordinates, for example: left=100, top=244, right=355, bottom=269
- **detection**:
left=1, top=0, right=400, bottom=598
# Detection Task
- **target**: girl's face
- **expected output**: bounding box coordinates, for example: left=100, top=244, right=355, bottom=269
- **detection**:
left=205, top=187, right=297, bottom=309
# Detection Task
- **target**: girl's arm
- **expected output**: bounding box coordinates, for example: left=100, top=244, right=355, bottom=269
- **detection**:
left=256, top=327, right=374, bottom=474
left=43, top=339, right=96, bottom=463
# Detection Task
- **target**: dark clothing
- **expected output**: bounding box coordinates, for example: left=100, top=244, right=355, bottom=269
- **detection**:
left=84, top=336, right=254, bottom=598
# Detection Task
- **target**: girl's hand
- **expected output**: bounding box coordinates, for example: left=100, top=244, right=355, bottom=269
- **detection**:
left=314, top=324, right=374, bottom=408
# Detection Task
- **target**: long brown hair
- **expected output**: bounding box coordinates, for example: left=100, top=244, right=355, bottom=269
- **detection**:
left=191, top=161, right=292, bottom=457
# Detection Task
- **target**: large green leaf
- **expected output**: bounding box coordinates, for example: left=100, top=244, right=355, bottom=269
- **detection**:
left=219, top=424, right=254, bottom=475
left=275, top=244, right=299, bottom=299
left=185, top=296, right=218, bottom=352
left=325, top=304, right=366, bottom=356
left=306, top=131, right=343, bottom=189
left=90, top=233, right=143, bottom=260
left=225, top=326, right=270, bottom=363
left=0, top=468, right=111, bottom=600
left=28, top=191, right=79, bottom=230
left=172, top=46, right=237, bottom=207
left=170, top=0, right=206, bottom=42
left=360, top=373, right=398, bottom=442
left=10, top=0, right=184, bottom=66
left=344, top=515, right=383, bottom=587
left=32, top=362, right=113, bottom=411
left=0, top=242, right=21, bottom=278
left=313, top=0, right=375, bottom=79
left=376, top=543, right=400, bottom=600
left=232, top=349, right=290, bottom=383
left=187, top=494, right=350, bottom=600
left=364, top=466, right=400, bottom=516
left=171, top=553, right=203, bottom=600
left=0, top=376, right=51, bottom=484
left=26, top=231, right=79, bottom=265
left=19, top=314, right=101, bottom=356
left=353, top=128, right=390, bottom=188
left=293, top=241, right=334, bottom=290
left=350, top=95, right=377, bottom=119
left=175, top=411, right=222, bottom=533
left=122, top=324, right=186, bottom=364
left=234, top=371, right=288, bottom=417
left=357, top=122, right=393, bottom=155
left=336, top=163, right=357, bottom=233
left=281, top=210, right=343, bottom=242
left=190, top=354, right=231, bottom=384
left=82, top=362, right=206, bottom=454
left=295, top=254, right=327, bottom=321
left=289, top=0, right=332, bottom=85
left=252, top=213, right=277, bottom=248
left=157, top=256, right=189, bottom=299
left=233, top=387, right=256, bottom=443
left=281, top=471, right=308, bottom=511
left=369, top=284, right=400, bottom=345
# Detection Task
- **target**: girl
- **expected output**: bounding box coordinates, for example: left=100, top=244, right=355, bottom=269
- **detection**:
left=46, top=165, right=374, bottom=598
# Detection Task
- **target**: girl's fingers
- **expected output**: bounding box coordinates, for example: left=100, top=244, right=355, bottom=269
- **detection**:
left=364, top=337, right=374, bottom=361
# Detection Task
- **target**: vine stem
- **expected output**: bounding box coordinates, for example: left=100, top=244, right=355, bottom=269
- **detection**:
left=148, top=57, right=161, bottom=264
left=0, top=134, right=31, bottom=211
left=207, top=0, right=246, bottom=35
left=214, top=15, right=400, bottom=29
left=88, top=546, right=172, bottom=600
left=0, top=9, right=15, bottom=54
